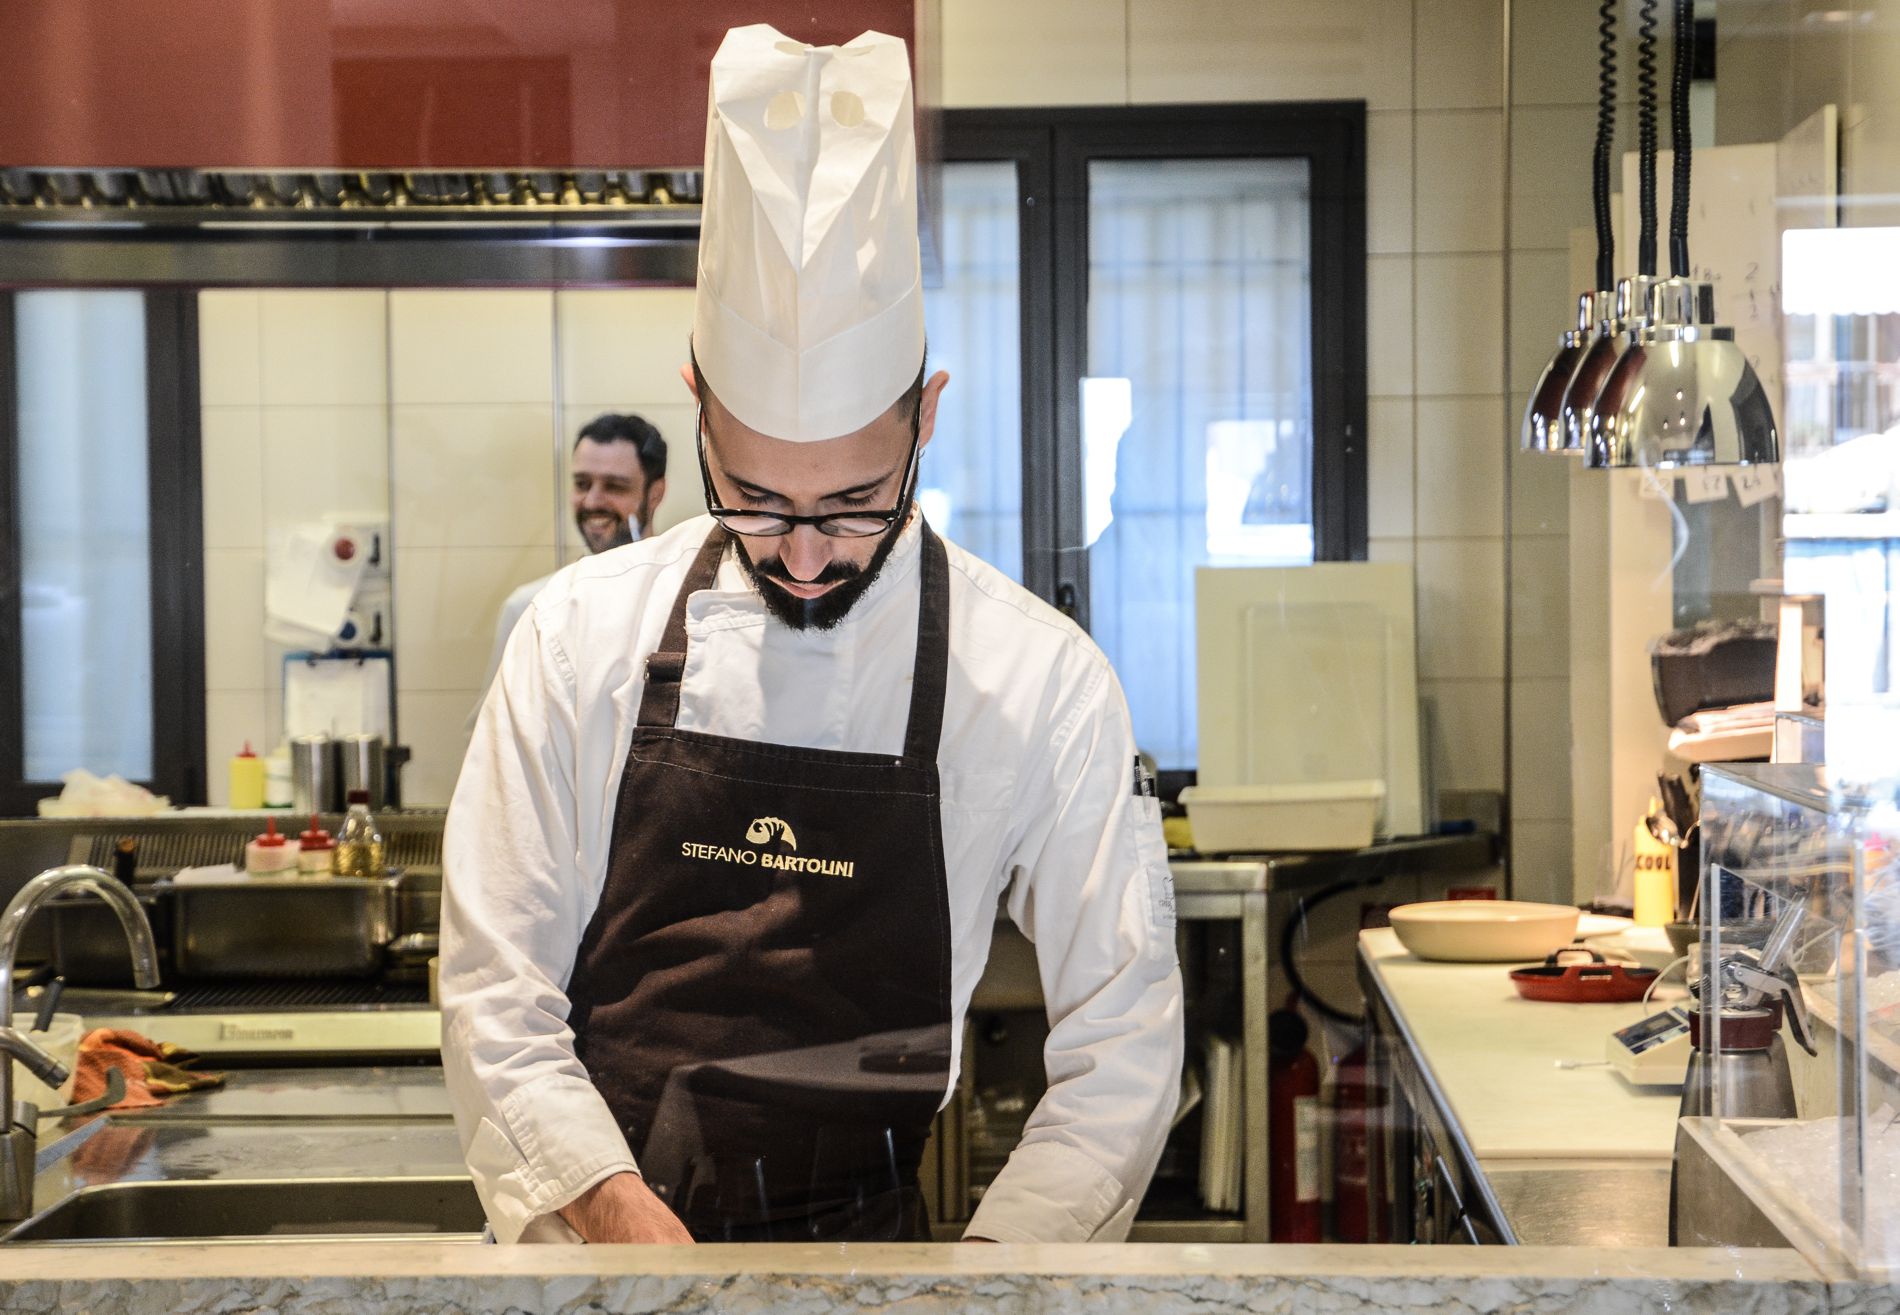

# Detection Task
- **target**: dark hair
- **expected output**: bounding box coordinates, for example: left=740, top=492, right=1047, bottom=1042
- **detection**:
left=690, top=347, right=928, bottom=428
left=575, top=413, right=667, bottom=483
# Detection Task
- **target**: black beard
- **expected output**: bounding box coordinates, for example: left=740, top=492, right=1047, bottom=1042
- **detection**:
left=734, top=525, right=905, bottom=631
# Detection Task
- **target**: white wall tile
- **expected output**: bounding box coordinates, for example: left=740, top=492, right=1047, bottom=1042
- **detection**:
left=1127, top=0, right=1413, bottom=110
left=397, top=690, right=480, bottom=808
left=1511, top=0, right=1606, bottom=107
left=201, top=407, right=265, bottom=550
left=1416, top=0, right=1503, bottom=109
left=1414, top=111, right=1505, bottom=252
left=259, top=290, right=388, bottom=407
left=1422, top=676, right=1506, bottom=791
left=1508, top=249, right=1576, bottom=401
left=390, top=291, right=554, bottom=406
left=1368, top=254, right=1415, bottom=397
left=943, top=0, right=1128, bottom=106
left=1415, top=253, right=1505, bottom=396
left=1367, top=397, right=1416, bottom=538
left=1510, top=533, right=1571, bottom=674
left=262, top=406, right=392, bottom=527
left=1510, top=676, right=1572, bottom=820
left=556, top=289, right=697, bottom=406
left=391, top=405, right=558, bottom=549
left=1510, top=817, right=1575, bottom=905
left=1416, top=536, right=1505, bottom=679
left=203, top=549, right=266, bottom=693
left=1415, top=395, right=1505, bottom=537
left=1509, top=104, right=1597, bottom=252
left=1368, top=535, right=1416, bottom=567
left=198, top=292, right=261, bottom=407
left=1366, top=110, right=1416, bottom=255
left=205, top=691, right=270, bottom=807
left=394, top=545, right=557, bottom=694
left=1511, top=443, right=1572, bottom=537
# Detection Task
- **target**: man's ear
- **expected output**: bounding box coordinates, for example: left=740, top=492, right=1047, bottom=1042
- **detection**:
left=679, top=362, right=698, bottom=399
left=917, top=370, right=951, bottom=452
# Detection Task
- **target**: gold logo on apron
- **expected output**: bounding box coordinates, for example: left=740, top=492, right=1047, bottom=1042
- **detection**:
left=679, top=819, right=854, bottom=878
left=745, top=816, right=798, bottom=851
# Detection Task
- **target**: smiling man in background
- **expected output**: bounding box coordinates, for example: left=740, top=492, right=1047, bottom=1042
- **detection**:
left=476, top=414, right=668, bottom=703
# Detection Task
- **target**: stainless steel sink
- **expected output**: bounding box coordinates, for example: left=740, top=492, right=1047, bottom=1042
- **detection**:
left=4, top=1176, right=486, bottom=1244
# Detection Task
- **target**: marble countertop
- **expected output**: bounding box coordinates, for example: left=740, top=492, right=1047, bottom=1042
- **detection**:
left=0, top=1238, right=1846, bottom=1315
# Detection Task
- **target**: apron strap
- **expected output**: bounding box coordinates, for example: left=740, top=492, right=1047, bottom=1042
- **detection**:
left=636, top=521, right=952, bottom=765
left=902, top=525, right=951, bottom=764
left=637, top=528, right=730, bottom=729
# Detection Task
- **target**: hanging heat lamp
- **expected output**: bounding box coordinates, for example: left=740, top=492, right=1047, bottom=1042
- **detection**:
left=1520, top=0, right=1619, bottom=454
left=1558, top=0, right=1665, bottom=456
left=1588, top=0, right=1780, bottom=468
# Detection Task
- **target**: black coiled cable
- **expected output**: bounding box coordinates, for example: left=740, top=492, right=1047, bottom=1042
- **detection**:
left=1636, top=0, right=1659, bottom=277
left=1669, top=0, right=1694, bottom=277
left=1593, top=0, right=1617, bottom=292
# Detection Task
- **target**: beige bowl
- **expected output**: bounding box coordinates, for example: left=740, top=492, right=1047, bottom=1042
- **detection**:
left=1389, top=900, right=1582, bottom=962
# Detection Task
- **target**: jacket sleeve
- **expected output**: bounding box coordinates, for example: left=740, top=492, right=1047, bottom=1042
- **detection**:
left=439, top=603, right=638, bottom=1243
left=966, top=662, right=1185, bottom=1243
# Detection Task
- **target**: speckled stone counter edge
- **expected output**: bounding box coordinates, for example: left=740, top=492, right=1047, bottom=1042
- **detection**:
left=0, top=1242, right=1864, bottom=1315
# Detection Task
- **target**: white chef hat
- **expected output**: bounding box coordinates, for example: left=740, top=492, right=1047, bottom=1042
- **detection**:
left=692, top=24, right=924, bottom=444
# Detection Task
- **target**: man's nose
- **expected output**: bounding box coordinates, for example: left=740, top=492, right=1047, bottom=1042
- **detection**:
left=778, top=525, right=832, bottom=581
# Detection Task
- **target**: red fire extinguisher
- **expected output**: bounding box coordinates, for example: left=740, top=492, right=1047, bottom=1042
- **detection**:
left=1267, top=996, right=1321, bottom=1243
left=1330, top=1037, right=1386, bottom=1243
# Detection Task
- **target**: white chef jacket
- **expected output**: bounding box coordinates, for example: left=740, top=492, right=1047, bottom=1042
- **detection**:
left=440, top=513, right=1183, bottom=1245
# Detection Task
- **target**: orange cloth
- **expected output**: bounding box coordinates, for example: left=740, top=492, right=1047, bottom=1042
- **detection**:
left=72, top=1028, right=225, bottom=1111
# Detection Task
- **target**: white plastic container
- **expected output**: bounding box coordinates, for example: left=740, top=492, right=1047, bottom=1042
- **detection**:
left=1178, top=780, right=1385, bottom=853
left=8, top=1012, right=84, bottom=1112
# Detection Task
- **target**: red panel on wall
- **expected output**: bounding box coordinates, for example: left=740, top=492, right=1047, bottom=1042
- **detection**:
left=0, top=0, right=915, bottom=169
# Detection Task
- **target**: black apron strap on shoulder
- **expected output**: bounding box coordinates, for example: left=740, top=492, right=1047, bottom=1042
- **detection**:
left=901, top=524, right=951, bottom=765
left=637, top=528, right=730, bottom=729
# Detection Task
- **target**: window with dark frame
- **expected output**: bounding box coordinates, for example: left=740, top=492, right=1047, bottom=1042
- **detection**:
left=0, top=290, right=206, bottom=815
left=940, top=103, right=1368, bottom=775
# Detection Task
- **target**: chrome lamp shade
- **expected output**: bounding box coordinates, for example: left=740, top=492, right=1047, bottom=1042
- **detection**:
left=1587, top=278, right=1780, bottom=469
left=1521, top=291, right=1606, bottom=454
left=1559, top=274, right=1655, bottom=454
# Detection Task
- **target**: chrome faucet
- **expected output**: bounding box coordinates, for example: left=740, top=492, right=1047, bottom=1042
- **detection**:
left=0, top=865, right=160, bottom=1221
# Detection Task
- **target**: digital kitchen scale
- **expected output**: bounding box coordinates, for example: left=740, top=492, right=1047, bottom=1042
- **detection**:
left=1606, top=1006, right=1693, bottom=1086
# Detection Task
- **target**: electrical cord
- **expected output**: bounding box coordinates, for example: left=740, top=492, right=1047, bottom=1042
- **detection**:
left=1636, top=0, right=1660, bottom=277
left=1281, top=876, right=1387, bottom=1025
left=1593, top=0, right=1618, bottom=292
left=1669, top=0, right=1695, bottom=277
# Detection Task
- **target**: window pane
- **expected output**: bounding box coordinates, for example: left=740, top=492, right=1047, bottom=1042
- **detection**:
left=922, top=160, right=1023, bottom=579
left=1084, top=158, right=1314, bottom=770
left=16, top=290, right=153, bottom=781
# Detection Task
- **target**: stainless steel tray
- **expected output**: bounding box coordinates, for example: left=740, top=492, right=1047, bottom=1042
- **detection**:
left=168, top=876, right=396, bottom=979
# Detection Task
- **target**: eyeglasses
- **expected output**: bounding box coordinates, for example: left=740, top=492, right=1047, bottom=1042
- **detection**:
left=696, top=402, right=922, bottom=539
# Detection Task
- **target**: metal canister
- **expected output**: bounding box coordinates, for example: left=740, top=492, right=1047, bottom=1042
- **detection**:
left=290, top=735, right=339, bottom=814
left=340, top=733, right=387, bottom=810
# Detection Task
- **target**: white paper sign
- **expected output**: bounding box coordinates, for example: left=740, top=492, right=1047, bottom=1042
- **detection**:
left=1733, top=465, right=1782, bottom=507
left=1684, top=468, right=1731, bottom=504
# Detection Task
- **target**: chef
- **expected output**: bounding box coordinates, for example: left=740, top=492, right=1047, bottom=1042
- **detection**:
left=440, top=24, right=1182, bottom=1246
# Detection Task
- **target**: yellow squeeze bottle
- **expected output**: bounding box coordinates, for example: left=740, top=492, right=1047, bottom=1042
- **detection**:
left=1632, top=798, right=1676, bottom=928
left=229, top=742, right=266, bottom=810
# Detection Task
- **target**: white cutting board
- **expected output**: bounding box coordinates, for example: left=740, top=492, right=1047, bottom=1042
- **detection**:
left=1196, top=564, right=1424, bottom=837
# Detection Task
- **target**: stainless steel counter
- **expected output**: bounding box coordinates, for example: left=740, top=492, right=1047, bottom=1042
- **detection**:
left=1483, top=1160, right=1674, bottom=1248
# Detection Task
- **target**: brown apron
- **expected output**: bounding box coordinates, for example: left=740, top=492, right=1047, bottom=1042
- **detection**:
left=566, top=523, right=955, bottom=1242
